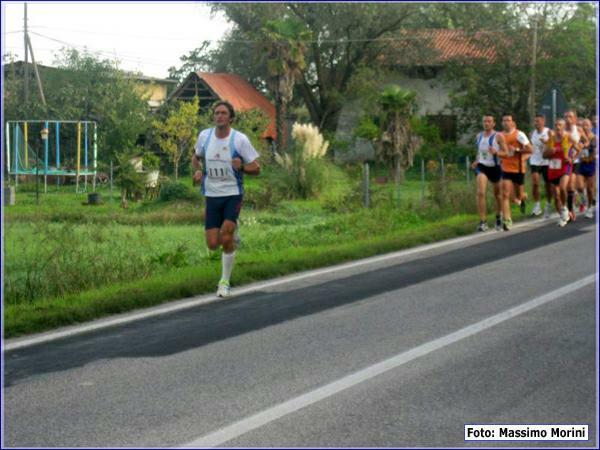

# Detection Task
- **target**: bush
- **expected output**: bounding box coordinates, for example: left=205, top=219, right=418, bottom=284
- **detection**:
left=271, top=123, right=331, bottom=200
left=159, top=180, right=200, bottom=202
left=318, top=164, right=362, bottom=212
left=244, top=180, right=279, bottom=210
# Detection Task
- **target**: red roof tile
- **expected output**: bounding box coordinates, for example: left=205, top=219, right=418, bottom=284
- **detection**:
left=424, top=29, right=497, bottom=63
left=387, top=29, right=499, bottom=65
left=197, top=72, right=277, bottom=140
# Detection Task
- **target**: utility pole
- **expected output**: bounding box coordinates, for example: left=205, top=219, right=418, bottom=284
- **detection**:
left=24, top=3, right=29, bottom=106
left=26, top=34, right=46, bottom=106
left=529, top=18, right=538, bottom=124
left=22, top=3, right=46, bottom=108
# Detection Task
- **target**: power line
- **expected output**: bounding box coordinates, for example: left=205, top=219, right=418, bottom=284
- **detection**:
left=25, top=24, right=213, bottom=42
left=24, top=25, right=517, bottom=45
left=28, top=31, right=179, bottom=67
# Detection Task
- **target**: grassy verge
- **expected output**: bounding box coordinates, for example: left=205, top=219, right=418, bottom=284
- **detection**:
left=4, top=169, right=535, bottom=338
left=5, top=213, right=478, bottom=338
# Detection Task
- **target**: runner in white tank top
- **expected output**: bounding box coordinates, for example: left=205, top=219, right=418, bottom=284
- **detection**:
left=529, top=114, right=552, bottom=217
left=471, top=114, right=507, bottom=231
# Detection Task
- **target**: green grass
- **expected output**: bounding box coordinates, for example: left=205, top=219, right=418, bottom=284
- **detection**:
left=4, top=213, right=478, bottom=338
left=3, top=169, right=536, bottom=338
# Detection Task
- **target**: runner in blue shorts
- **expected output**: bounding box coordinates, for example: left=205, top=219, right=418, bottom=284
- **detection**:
left=579, top=118, right=596, bottom=218
left=471, top=114, right=507, bottom=231
left=192, top=101, right=261, bottom=298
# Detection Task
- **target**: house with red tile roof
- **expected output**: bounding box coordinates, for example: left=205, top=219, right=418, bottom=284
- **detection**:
left=168, top=71, right=277, bottom=141
left=336, top=29, right=505, bottom=162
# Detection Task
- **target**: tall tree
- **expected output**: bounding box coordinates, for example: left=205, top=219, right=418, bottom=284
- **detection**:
left=206, top=3, right=423, bottom=132
left=260, top=18, right=311, bottom=151
left=167, top=41, right=212, bottom=81
left=3, top=48, right=149, bottom=161
left=377, top=86, right=422, bottom=183
left=433, top=3, right=595, bottom=132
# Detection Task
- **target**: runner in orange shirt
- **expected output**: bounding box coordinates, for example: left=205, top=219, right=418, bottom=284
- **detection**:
left=495, top=113, right=533, bottom=231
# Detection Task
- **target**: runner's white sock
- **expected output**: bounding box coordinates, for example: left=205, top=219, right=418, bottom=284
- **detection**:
left=221, top=251, right=236, bottom=283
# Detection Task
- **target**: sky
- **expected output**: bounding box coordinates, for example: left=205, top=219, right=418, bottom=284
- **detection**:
left=2, top=1, right=232, bottom=79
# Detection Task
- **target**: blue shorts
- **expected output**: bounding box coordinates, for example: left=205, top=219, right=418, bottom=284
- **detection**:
left=205, top=195, right=243, bottom=230
left=579, top=162, right=596, bottom=178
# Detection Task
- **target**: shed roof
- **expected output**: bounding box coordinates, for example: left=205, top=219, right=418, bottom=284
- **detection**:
left=198, top=72, right=276, bottom=140
left=168, top=72, right=276, bottom=140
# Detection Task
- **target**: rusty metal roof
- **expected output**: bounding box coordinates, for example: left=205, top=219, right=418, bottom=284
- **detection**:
left=197, top=72, right=277, bottom=140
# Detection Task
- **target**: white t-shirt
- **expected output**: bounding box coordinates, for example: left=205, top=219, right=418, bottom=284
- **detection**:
left=530, top=127, right=550, bottom=166
left=476, top=131, right=500, bottom=167
left=194, top=128, right=259, bottom=197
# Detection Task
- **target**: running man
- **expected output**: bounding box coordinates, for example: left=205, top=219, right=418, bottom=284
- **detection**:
left=564, top=110, right=589, bottom=221
left=472, top=114, right=506, bottom=231
left=529, top=114, right=552, bottom=217
left=544, top=118, right=577, bottom=227
left=497, top=113, right=533, bottom=231
left=579, top=118, right=596, bottom=219
left=192, top=101, right=261, bottom=298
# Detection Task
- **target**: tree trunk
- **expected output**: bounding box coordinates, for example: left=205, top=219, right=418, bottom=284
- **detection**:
left=121, top=189, right=128, bottom=209
left=394, top=156, right=405, bottom=184
left=174, top=160, right=179, bottom=181
left=275, top=91, right=284, bottom=153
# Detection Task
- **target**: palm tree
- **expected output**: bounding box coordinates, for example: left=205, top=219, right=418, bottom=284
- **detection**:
left=377, top=85, right=422, bottom=183
left=261, top=18, right=311, bottom=152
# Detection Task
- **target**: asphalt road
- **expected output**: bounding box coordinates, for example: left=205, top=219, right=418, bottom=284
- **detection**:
left=3, top=218, right=597, bottom=448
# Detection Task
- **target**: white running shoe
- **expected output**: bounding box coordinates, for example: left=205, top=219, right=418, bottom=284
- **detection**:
left=558, top=217, right=568, bottom=227
left=585, top=206, right=594, bottom=219
left=543, top=203, right=552, bottom=219
left=216, top=280, right=231, bottom=298
left=561, top=207, right=569, bottom=222
left=531, top=203, right=542, bottom=216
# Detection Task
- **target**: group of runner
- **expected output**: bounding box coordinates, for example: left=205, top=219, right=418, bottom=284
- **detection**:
left=474, top=111, right=597, bottom=231
left=192, top=102, right=596, bottom=298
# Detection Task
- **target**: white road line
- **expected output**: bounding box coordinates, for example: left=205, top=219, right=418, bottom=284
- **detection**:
left=181, top=274, right=596, bottom=448
left=2, top=216, right=560, bottom=351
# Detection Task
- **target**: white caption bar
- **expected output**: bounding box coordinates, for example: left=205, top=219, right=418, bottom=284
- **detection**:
left=465, top=424, right=589, bottom=441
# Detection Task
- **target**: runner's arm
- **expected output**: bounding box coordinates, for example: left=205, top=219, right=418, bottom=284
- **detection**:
left=234, top=134, right=261, bottom=175
left=579, top=126, right=590, bottom=150
left=570, top=133, right=582, bottom=160
left=585, top=135, right=596, bottom=163
left=520, top=142, right=533, bottom=154
left=491, top=133, right=510, bottom=158
left=192, top=154, right=203, bottom=184
left=242, top=159, right=260, bottom=175
left=542, top=131, right=555, bottom=159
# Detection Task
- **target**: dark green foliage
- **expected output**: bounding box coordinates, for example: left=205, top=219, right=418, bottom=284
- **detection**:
left=159, top=180, right=200, bottom=202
